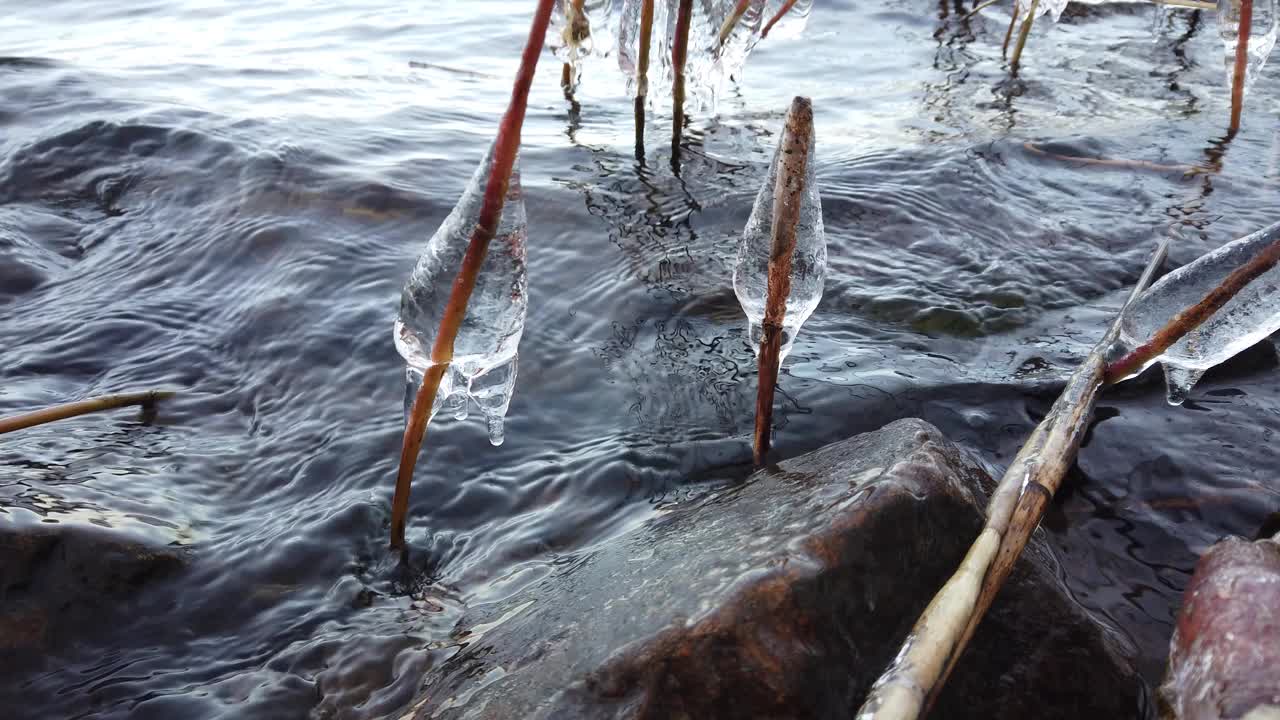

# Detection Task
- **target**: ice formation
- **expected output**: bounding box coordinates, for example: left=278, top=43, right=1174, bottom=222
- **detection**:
left=1015, top=0, right=1069, bottom=25
left=1115, top=221, right=1280, bottom=405
left=394, top=144, right=528, bottom=445
left=1217, top=0, right=1279, bottom=96
left=732, top=112, right=826, bottom=362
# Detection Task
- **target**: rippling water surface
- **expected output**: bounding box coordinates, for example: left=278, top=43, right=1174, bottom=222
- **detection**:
left=3, top=1, right=1280, bottom=717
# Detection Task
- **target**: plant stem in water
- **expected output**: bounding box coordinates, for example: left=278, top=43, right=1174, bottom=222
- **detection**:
left=753, top=97, right=813, bottom=467
left=762, top=0, right=799, bottom=39
left=635, top=0, right=655, bottom=158
left=390, top=0, right=556, bottom=550
left=1229, top=0, right=1254, bottom=134
left=717, top=0, right=753, bottom=48
left=0, top=390, right=175, bottom=435
left=1009, top=0, right=1039, bottom=75
left=671, top=0, right=694, bottom=169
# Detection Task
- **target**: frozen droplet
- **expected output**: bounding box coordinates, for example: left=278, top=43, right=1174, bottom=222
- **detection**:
left=1116, top=221, right=1280, bottom=390
left=469, top=357, right=518, bottom=446
left=394, top=141, right=528, bottom=446
left=1218, top=0, right=1279, bottom=95
left=1162, top=363, right=1205, bottom=406
left=732, top=106, right=826, bottom=364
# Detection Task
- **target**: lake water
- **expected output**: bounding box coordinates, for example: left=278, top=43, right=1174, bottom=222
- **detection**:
left=2, top=1, right=1279, bottom=717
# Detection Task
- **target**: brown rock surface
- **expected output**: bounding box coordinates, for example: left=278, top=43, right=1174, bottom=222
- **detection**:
left=411, top=418, right=1144, bottom=719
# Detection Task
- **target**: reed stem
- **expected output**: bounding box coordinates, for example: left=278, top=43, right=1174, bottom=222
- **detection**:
left=1105, top=229, right=1280, bottom=383
left=762, top=0, right=799, bottom=39
left=1009, top=0, right=1039, bottom=74
left=390, top=0, right=555, bottom=550
left=635, top=0, right=655, bottom=157
left=671, top=0, right=694, bottom=168
left=718, top=0, right=753, bottom=48
left=1001, top=3, right=1019, bottom=57
left=0, top=390, right=175, bottom=435
left=753, top=97, right=813, bottom=467
left=857, top=239, right=1170, bottom=719
left=1229, top=0, right=1254, bottom=134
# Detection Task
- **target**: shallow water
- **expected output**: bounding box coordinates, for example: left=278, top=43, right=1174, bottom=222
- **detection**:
left=2, top=1, right=1279, bottom=717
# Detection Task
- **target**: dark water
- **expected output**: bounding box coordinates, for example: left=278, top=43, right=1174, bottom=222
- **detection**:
left=3, top=1, right=1279, bottom=717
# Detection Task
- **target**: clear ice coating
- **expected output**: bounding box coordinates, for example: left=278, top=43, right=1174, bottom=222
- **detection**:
left=1015, top=0, right=1069, bottom=25
left=1218, top=0, right=1279, bottom=94
left=394, top=143, right=528, bottom=445
left=761, top=0, right=813, bottom=39
left=548, top=0, right=620, bottom=65
left=1115, top=221, right=1280, bottom=406
left=732, top=118, right=826, bottom=363
left=617, top=0, right=772, bottom=113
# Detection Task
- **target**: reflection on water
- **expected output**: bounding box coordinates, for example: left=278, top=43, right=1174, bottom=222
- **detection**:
left=2, top=1, right=1280, bottom=718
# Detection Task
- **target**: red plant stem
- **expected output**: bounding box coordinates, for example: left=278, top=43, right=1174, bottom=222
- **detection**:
left=1229, top=0, right=1254, bottom=134
left=0, top=390, right=174, bottom=435
left=1104, top=231, right=1280, bottom=383
left=1001, top=3, right=1018, bottom=57
left=753, top=97, right=813, bottom=467
left=718, top=0, right=753, bottom=47
left=635, top=0, right=655, bottom=155
left=672, top=0, right=694, bottom=162
left=390, top=0, right=556, bottom=550
left=762, top=0, right=799, bottom=39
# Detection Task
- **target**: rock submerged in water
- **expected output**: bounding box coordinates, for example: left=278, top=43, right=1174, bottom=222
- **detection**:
left=1159, top=534, right=1280, bottom=720
left=411, top=418, right=1144, bottom=719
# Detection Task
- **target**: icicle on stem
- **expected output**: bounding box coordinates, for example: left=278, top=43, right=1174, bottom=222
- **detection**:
left=1229, top=0, right=1255, bottom=134
left=1009, top=0, right=1040, bottom=74
left=857, top=239, right=1169, bottom=720
left=671, top=0, right=694, bottom=169
left=560, top=0, right=588, bottom=95
left=0, top=390, right=175, bottom=435
left=752, top=97, right=813, bottom=467
left=762, top=0, right=800, bottom=38
left=718, top=0, right=753, bottom=48
left=390, top=0, right=555, bottom=550
left=635, top=0, right=655, bottom=158
left=1104, top=229, right=1280, bottom=383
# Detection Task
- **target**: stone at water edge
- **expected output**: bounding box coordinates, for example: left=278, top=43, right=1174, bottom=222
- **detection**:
left=1158, top=534, right=1280, bottom=720
left=409, top=418, right=1143, bottom=720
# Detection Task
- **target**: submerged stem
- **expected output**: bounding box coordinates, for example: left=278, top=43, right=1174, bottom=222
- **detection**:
left=390, top=0, right=556, bottom=550
left=0, top=390, right=175, bottom=435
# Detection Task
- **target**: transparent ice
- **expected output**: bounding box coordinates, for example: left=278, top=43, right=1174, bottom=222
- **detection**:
left=1115, top=221, right=1280, bottom=406
left=1015, top=0, right=1069, bottom=25
left=394, top=143, right=528, bottom=445
left=1151, top=2, right=1172, bottom=41
left=761, top=0, right=813, bottom=39
left=732, top=120, right=826, bottom=362
left=1218, top=0, right=1279, bottom=95
left=547, top=0, right=620, bottom=63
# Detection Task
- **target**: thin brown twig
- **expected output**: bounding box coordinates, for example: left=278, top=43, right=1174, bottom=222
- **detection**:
left=1001, top=3, right=1019, bottom=57
left=717, top=0, right=753, bottom=48
left=390, top=0, right=556, bottom=550
left=1009, top=0, right=1039, bottom=75
left=762, top=0, right=799, bottom=39
left=752, top=96, right=813, bottom=467
left=1104, top=229, right=1280, bottom=383
left=0, top=390, right=175, bottom=435
left=1229, top=0, right=1254, bottom=134
left=671, top=0, right=694, bottom=167
left=857, top=238, right=1169, bottom=719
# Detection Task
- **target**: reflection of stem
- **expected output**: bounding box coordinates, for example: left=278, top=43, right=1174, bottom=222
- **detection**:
left=0, top=390, right=174, bottom=435
left=858, top=239, right=1168, bottom=720
left=672, top=0, right=694, bottom=169
left=1229, top=0, right=1254, bottom=134
left=1009, top=0, right=1039, bottom=75
left=635, top=0, right=655, bottom=158
left=390, top=0, right=556, bottom=550
left=762, top=0, right=799, bottom=39
left=718, top=0, right=753, bottom=49
left=1105, top=229, right=1280, bottom=382
left=753, top=97, right=813, bottom=467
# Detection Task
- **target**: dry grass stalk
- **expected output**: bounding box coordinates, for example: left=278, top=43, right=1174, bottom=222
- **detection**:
left=1105, top=229, right=1280, bottom=382
left=1008, top=0, right=1040, bottom=74
left=672, top=0, right=694, bottom=166
left=856, top=238, right=1170, bottom=719
left=762, top=0, right=800, bottom=39
left=1229, top=0, right=1255, bottom=134
left=390, top=0, right=556, bottom=550
left=0, top=390, right=175, bottom=435
left=752, top=96, right=814, bottom=467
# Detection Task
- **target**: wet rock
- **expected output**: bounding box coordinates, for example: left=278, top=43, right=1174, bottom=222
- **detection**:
left=412, top=418, right=1143, bottom=719
left=1159, top=534, right=1280, bottom=720
left=0, top=521, right=186, bottom=654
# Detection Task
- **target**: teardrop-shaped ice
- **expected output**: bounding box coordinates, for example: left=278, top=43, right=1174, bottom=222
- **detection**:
left=1218, top=0, right=1279, bottom=95
left=1162, top=363, right=1205, bottom=406
left=394, top=143, right=528, bottom=445
left=1115, top=221, right=1280, bottom=390
left=732, top=107, right=826, bottom=363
